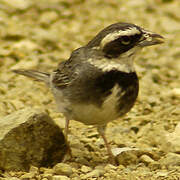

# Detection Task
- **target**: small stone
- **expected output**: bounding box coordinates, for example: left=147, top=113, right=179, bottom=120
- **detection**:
left=53, top=163, right=73, bottom=176
left=112, top=147, right=139, bottom=156
left=171, top=88, right=180, bottom=97
left=117, top=151, right=138, bottom=166
left=33, top=28, right=58, bottom=42
left=3, top=0, right=32, bottom=10
left=20, top=172, right=35, bottom=179
left=52, top=175, right=70, bottom=180
left=12, top=40, right=38, bottom=51
left=161, top=123, right=180, bottom=153
left=5, top=178, right=20, bottom=180
left=114, top=147, right=139, bottom=166
left=149, top=162, right=161, bottom=171
left=42, top=178, right=49, bottom=180
left=42, top=174, right=53, bottom=179
left=104, top=164, right=117, bottom=171
left=80, top=165, right=92, bottom=173
left=159, top=152, right=180, bottom=167
left=137, top=124, right=167, bottom=147
left=86, top=131, right=99, bottom=138
left=75, top=156, right=90, bottom=165
left=154, top=171, right=169, bottom=178
left=118, top=165, right=125, bottom=170
left=81, top=168, right=105, bottom=179
left=29, top=166, right=39, bottom=174
left=140, top=155, right=155, bottom=165
left=94, top=138, right=104, bottom=148
left=40, top=11, right=59, bottom=25
left=41, top=167, right=54, bottom=174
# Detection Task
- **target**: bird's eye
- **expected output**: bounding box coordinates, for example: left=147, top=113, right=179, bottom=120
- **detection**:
left=121, top=36, right=131, bottom=45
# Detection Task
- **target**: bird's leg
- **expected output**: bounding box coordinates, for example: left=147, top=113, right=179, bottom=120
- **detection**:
left=62, top=118, right=72, bottom=161
left=64, top=118, right=70, bottom=141
left=97, top=125, right=116, bottom=165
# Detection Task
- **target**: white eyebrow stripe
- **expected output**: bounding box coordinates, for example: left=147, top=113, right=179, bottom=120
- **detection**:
left=101, top=27, right=141, bottom=48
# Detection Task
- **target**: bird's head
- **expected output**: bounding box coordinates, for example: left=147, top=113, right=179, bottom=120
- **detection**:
left=86, top=22, right=164, bottom=72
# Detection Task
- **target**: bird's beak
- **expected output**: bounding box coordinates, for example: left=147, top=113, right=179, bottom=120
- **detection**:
left=139, top=30, right=164, bottom=47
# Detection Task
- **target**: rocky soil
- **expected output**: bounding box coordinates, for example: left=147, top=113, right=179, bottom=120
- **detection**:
left=0, top=0, right=180, bottom=179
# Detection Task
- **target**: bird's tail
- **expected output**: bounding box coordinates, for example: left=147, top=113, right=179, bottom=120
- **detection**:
left=13, top=69, right=50, bottom=84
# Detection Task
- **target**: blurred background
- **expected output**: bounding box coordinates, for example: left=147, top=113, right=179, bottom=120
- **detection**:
left=0, top=0, right=179, bottom=178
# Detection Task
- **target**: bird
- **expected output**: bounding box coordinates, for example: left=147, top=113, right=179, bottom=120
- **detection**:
left=13, top=22, right=164, bottom=164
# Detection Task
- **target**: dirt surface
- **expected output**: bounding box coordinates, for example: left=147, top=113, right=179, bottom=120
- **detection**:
left=0, top=0, right=180, bottom=179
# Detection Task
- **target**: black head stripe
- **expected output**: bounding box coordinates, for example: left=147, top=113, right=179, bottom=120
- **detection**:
left=86, top=22, right=142, bottom=48
left=102, top=33, right=142, bottom=58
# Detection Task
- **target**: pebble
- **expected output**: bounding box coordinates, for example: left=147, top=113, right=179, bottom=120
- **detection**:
left=140, top=155, right=155, bottom=165
left=40, top=11, right=59, bottom=25
left=149, top=162, right=161, bottom=171
left=154, top=171, right=169, bottom=178
left=20, top=172, right=35, bottom=179
left=52, top=175, right=70, bottom=180
left=80, top=165, right=92, bottom=173
left=161, top=122, right=180, bottom=153
left=12, top=40, right=38, bottom=51
left=39, top=167, right=54, bottom=174
left=53, top=163, right=73, bottom=176
left=114, top=147, right=139, bottom=166
left=29, top=166, right=39, bottom=174
left=159, top=152, right=180, bottom=167
left=80, top=168, right=105, bottom=179
left=4, top=0, right=32, bottom=10
left=86, top=131, right=99, bottom=138
left=112, top=147, right=139, bottom=156
left=104, top=164, right=117, bottom=171
left=42, top=173, right=53, bottom=179
left=42, top=168, right=54, bottom=175
left=171, top=88, right=180, bottom=97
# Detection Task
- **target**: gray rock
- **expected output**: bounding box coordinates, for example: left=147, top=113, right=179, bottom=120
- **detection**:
left=53, top=163, right=73, bottom=176
left=0, top=108, right=67, bottom=171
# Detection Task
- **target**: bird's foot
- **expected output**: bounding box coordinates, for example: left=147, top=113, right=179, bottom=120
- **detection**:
left=108, top=154, right=118, bottom=166
left=61, top=144, right=73, bottom=162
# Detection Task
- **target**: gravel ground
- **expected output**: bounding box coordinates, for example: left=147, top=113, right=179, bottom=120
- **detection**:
left=0, top=0, right=180, bottom=179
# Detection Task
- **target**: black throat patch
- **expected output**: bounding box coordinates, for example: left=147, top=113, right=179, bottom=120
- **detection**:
left=94, top=70, right=139, bottom=115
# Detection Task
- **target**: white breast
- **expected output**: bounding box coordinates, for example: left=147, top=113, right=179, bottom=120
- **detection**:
left=70, top=85, right=123, bottom=125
